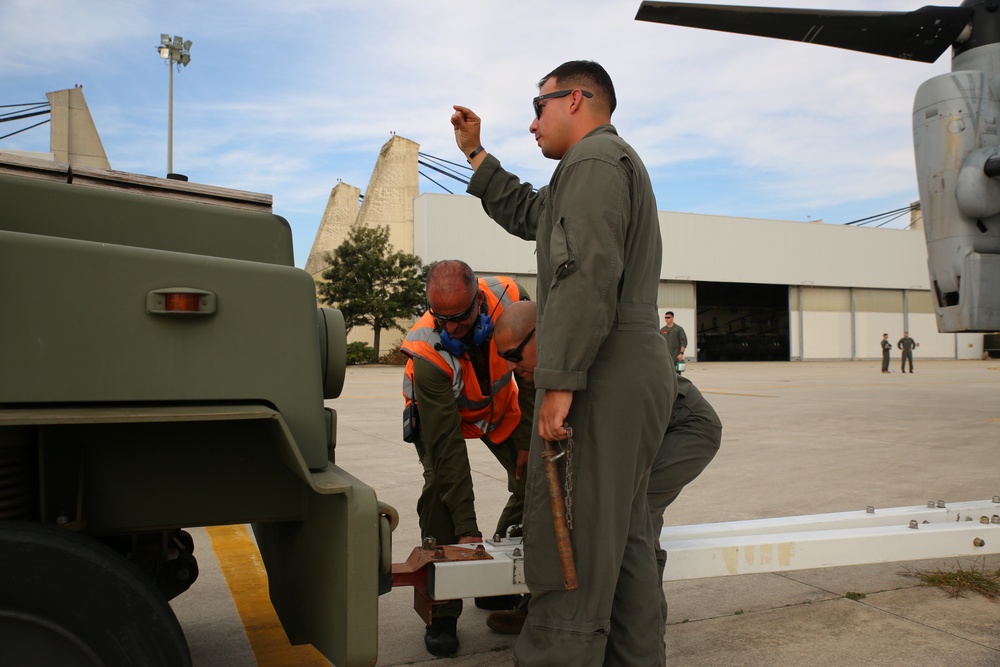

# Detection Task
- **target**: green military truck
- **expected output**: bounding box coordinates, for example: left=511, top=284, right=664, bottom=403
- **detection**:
left=0, top=153, right=394, bottom=666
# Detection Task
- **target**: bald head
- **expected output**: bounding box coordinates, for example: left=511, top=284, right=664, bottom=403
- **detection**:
left=427, top=259, right=477, bottom=297
left=495, top=300, right=536, bottom=341
left=494, top=300, right=538, bottom=383
left=426, top=260, right=481, bottom=339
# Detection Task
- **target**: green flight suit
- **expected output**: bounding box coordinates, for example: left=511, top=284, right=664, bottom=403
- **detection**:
left=659, top=323, right=688, bottom=370
left=469, top=125, right=675, bottom=667
left=898, top=336, right=917, bottom=372
left=647, top=374, right=722, bottom=662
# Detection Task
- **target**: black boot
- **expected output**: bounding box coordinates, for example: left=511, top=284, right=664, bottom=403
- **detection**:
left=475, top=594, right=523, bottom=611
left=424, top=616, right=459, bottom=656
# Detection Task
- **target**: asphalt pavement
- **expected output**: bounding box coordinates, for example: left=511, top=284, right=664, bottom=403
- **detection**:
left=172, top=359, right=1000, bottom=666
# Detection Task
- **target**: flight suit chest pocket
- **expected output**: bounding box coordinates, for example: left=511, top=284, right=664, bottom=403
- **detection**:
left=550, top=217, right=579, bottom=281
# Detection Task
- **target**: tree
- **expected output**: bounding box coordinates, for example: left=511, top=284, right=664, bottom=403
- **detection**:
left=318, top=225, right=426, bottom=361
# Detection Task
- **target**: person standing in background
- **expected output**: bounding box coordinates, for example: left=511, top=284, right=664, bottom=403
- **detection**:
left=897, top=332, right=918, bottom=373
left=881, top=333, right=892, bottom=373
left=660, top=311, right=687, bottom=372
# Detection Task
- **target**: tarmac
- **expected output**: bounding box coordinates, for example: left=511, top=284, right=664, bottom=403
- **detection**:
left=172, top=359, right=1000, bottom=666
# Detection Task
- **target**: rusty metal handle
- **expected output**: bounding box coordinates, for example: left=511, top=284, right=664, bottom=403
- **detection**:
left=541, top=440, right=578, bottom=591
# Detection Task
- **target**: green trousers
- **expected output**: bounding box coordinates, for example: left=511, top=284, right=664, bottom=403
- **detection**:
left=648, top=390, right=722, bottom=659
left=515, top=332, right=673, bottom=667
left=415, top=434, right=525, bottom=619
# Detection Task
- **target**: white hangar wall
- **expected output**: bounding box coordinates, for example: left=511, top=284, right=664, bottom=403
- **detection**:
left=661, top=211, right=928, bottom=289
left=413, top=194, right=982, bottom=361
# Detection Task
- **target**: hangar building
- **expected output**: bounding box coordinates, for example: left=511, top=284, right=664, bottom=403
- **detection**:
left=295, top=135, right=984, bottom=363
left=412, top=194, right=983, bottom=362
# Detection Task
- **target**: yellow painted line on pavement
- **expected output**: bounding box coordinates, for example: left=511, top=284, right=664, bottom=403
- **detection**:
left=205, top=524, right=328, bottom=667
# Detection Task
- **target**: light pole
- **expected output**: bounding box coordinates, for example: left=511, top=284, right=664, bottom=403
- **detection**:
left=156, top=34, right=192, bottom=176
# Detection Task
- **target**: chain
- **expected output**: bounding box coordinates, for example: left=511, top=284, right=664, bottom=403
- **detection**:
left=563, top=425, right=574, bottom=531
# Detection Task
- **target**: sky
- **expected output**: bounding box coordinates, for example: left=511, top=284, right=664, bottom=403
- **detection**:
left=1, top=0, right=951, bottom=268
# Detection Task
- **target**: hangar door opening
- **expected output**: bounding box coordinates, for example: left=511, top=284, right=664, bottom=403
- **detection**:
left=696, top=282, right=789, bottom=361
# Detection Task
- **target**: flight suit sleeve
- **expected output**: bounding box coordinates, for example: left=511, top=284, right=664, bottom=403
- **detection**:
left=534, top=156, right=629, bottom=390
left=468, top=154, right=544, bottom=241
left=412, top=357, right=479, bottom=536
left=679, top=326, right=688, bottom=351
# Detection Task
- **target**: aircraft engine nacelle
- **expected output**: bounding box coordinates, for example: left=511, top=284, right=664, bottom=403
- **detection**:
left=913, top=68, right=1000, bottom=332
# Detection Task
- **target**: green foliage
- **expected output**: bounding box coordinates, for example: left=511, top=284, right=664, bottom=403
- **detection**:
left=346, top=341, right=375, bottom=365
left=844, top=591, right=866, bottom=601
left=318, top=225, right=427, bottom=359
left=378, top=341, right=408, bottom=366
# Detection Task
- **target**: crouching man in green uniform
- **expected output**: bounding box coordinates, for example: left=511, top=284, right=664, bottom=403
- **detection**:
left=452, top=60, right=676, bottom=666
left=400, top=260, right=533, bottom=656
left=489, top=300, right=723, bottom=661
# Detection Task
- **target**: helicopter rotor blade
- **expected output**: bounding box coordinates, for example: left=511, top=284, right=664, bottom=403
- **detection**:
left=635, top=2, right=973, bottom=63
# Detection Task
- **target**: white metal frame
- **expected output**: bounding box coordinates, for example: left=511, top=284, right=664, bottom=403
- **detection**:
left=420, top=499, right=1000, bottom=600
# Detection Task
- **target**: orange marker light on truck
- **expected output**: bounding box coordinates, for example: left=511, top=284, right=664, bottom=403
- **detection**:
left=165, top=293, right=201, bottom=312
left=146, top=288, right=217, bottom=317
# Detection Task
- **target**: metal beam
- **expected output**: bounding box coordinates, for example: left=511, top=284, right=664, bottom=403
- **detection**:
left=398, top=499, right=1000, bottom=602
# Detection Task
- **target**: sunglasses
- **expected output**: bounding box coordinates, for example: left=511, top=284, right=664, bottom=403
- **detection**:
left=498, top=328, right=535, bottom=363
left=429, top=292, right=478, bottom=325
left=533, top=89, right=593, bottom=119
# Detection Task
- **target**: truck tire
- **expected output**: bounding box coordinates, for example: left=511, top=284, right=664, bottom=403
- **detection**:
left=0, top=522, right=192, bottom=666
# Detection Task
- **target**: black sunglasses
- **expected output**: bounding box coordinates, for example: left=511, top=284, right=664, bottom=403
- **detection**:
left=498, top=328, right=535, bottom=363
left=533, top=89, right=593, bottom=119
left=429, top=292, right=478, bottom=325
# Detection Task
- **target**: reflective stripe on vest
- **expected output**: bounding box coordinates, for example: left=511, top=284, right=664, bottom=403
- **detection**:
left=401, top=276, right=521, bottom=442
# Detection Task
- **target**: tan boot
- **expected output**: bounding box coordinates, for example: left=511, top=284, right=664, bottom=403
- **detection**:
left=486, top=606, right=527, bottom=634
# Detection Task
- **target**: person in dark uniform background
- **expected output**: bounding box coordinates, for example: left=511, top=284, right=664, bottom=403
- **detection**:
left=897, top=331, right=918, bottom=373
left=659, top=311, right=687, bottom=371
left=881, top=333, right=892, bottom=373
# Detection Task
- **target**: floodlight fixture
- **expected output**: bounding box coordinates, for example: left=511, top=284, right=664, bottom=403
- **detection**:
left=155, top=34, right=193, bottom=175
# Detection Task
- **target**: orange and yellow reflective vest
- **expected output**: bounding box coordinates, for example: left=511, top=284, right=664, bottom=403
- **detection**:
left=402, top=276, right=520, bottom=444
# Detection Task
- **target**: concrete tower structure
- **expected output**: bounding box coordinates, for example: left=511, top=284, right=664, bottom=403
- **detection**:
left=46, top=88, right=110, bottom=170
left=304, top=182, right=362, bottom=278
left=358, top=135, right=419, bottom=255
left=305, top=134, right=419, bottom=279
